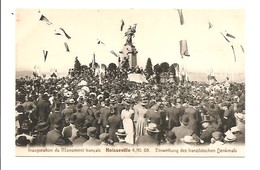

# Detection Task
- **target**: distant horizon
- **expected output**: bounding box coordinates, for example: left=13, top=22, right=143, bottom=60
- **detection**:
left=16, top=69, right=245, bottom=83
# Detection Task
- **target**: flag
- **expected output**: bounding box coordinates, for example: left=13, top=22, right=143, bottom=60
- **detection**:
left=60, top=28, right=71, bottom=39
left=208, top=21, right=213, bottom=29
left=54, top=32, right=62, bottom=36
left=226, top=33, right=236, bottom=39
left=110, top=50, right=119, bottom=57
left=231, top=45, right=236, bottom=62
left=39, top=15, right=52, bottom=25
left=64, top=42, right=70, bottom=52
left=177, top=9, right=184, bottom=25
left=220, top=32, right=230, bottom=43
left=92, top=53, right=96, bottom=69
left=97, top=39, right=105, bottom=45
left=43, top=50, right=48, bottom=62
left=240, top=45, right=244, bottom=53
left=180, top=40, right=190, bottom=58
left=120, top=19, right=125, bottom=31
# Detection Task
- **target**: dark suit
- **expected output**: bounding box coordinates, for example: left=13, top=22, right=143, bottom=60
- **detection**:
left=99, top=106, right=111, bottom=133
left=61, top=106, right=76, bottom=125
left=47, top=111, right=64, bottom=130
left=36, top=100, right=51, bottom=122
left=136, top=135, right=159, bottom=146
left=185, top=106, right=200, bottom=135
left=46, top=129, right=66, bottom=146
left=108, top=115, right=122, bottom=143
left=200, top=125, right=216, bottom=144
left=165, top=106, right=181, bottom=130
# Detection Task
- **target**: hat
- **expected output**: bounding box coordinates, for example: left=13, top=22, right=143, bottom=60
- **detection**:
left=201, top=115, right=211, bottom=124
left=87, top=127, right=97, bottom=135
left=53, top=119, right=63, bottom=128
left=35, top=122, right=49, bottom=132
left=99, top=133, right=109, bottom=142
left=212, top=131, right=223, bottom=140
left=78, top=126, right=88, bottom=136
left=65, top=98, right=75, bottom=104
left=231, top=126, right=241, bottom=133
left=69, top=114, right=77, bottom=124
left=181, top=115, right=189, bottom=126
left=224, top=133, right=236, bottom=142
left=180, top=135, right=198, bottom=143
left=76, top=103, right=83, bottom=110
left=16, top=105, right=25, bottom=113
left=110, top=99, right=116, bottom=104
left=166, top=131, right=176, bottom=143
left=145, top=123, right=159, bottom=133
left=115, top=129, right=127, bottom=136
left=176, top=98, right=182, bottom=103
left=234, top=113, right=245, bottom=121
left=16, top=136, right=30, bottom=146
left=140, top=99, right=148, bottom=106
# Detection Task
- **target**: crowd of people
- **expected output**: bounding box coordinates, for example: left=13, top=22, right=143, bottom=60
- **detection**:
left=15, top=66, right=245, bottom=147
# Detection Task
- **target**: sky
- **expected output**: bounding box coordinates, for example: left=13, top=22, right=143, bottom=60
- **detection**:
left=16, top=9, right=245, bottom=75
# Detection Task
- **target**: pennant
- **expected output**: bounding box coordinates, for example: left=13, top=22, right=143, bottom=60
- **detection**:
left=43, top=50, right=48, bottom=62
left=97, top=39, right=105, bottom=45
left=39, top=15, right=52, bottom=25
left=120, top=19, right=125, bottom=31
left=177, top=9, right=184, bottom=25
left=226, top=33, right=236, bottom=39
left=110, top=50, right=119, bottom=57
left=64, top=42, right=70, bottom=52
left=220, top=32, right=230, bottom=43
left=240, top=45, right=244, bottom=53
left=60, top=28, right=71, bottom=39
left=180, top=40, right=190, bottom=58
left=231, top=45, right=236, bottom=62
left=208, top=21, right=213, bottom=29
left=54, top=32, right=62, bottom=36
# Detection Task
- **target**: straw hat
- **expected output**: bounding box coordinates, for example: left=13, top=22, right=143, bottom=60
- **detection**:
left=145, top=123, right=159, bottom=133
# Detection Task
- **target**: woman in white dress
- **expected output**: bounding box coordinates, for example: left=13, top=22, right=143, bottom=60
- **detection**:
left=121, top=101, right=135, bottom=144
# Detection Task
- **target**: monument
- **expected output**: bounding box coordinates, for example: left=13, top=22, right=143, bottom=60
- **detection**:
left=119, top=24, right=138, bottom=69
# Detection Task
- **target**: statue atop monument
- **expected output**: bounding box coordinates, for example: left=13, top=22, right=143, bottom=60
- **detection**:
left=124, top=24, right=137, bottom=46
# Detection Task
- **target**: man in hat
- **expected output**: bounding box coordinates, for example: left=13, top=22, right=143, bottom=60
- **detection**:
left=46, top=118, right=69, bottom=146
left=96, top=100, right=111, bottom=134
left=200, top=115, right=216, bottom=144
left=184, top=99, right=200, bottom=135
left=35, top=93, right=51, bottom=122
left=136, top=123, right=160, bottom=146
left=161, top=131, right=177, bottom=146
left=165, top=101, right=181, bottom=130
left=99, top=133, right=110, bottom=146
left=230, top=126, right=245, bottom=144
left=83, top=127, right=101, bottom=146
left=62, top=114, right=78, bottom=142
left=108, top=106, right=122, bottom=143
left=73, top=126, right=89, bottom=145
left=32, top=121, right=49, bottom=146
left=209, top=131, right=224, bottom=146
left=47, top=102, right=64, bottom=130
left=114, top=129, right=132, bottom=147
left=61, top=98, right=76, bottom=126
left=16, top=136, right=31, bottom=147
left=172, top=115, right=200, bottom=144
